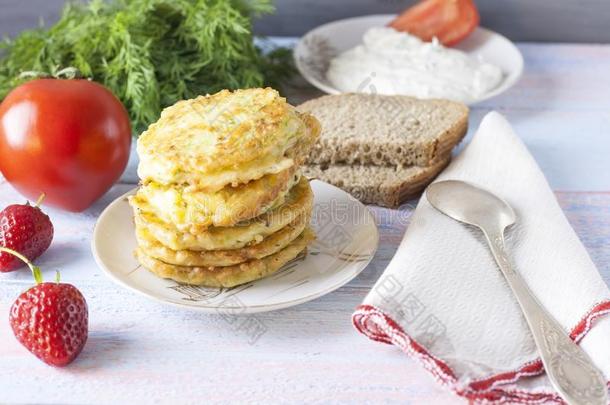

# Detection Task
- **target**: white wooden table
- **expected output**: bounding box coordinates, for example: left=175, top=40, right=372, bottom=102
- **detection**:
left=1, top=41, right=610, bottom=404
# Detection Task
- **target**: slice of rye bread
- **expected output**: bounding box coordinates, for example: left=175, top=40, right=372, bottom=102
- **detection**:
left=303, top=157, right=450, bottom=208
left=297, top=94, right=468, bottom=167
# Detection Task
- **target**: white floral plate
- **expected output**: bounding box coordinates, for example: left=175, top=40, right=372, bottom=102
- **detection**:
left=92, top=180, right=379, bottom=314
left=294, top=14, right=523, bottom=104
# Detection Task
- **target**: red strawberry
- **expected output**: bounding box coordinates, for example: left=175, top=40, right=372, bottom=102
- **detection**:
left=0, top=198, right=54, bottom=272
left=10, top=282, right=88, bottom=367
left=2, top=248, right=88, bottom=367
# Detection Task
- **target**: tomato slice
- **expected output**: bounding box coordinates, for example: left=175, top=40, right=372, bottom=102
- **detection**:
left=388, top=0, right=480, bottom=46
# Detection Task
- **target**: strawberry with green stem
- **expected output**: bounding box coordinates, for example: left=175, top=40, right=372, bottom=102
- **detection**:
left=2, top=246, right=88, bottom=367
left=0, top=194, right=54, bottom=272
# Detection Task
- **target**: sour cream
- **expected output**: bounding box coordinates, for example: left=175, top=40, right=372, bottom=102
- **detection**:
left=326, top=27, right=503, bottom=103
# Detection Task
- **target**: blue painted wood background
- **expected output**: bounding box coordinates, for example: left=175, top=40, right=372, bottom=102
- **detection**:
left=1, top=39, right=610, bottom=403
left=1, top=0, right=610, bottom=42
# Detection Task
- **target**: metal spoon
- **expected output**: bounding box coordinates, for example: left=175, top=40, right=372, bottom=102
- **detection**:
left=426, top=180, right=608, bottom=405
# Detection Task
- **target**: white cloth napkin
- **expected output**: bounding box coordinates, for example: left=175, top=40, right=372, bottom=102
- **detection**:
left=353, top=112, right=610, bottom=403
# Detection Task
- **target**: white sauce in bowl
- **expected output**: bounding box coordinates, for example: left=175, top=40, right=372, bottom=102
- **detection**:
left=326, top=27, right=504, bottom=103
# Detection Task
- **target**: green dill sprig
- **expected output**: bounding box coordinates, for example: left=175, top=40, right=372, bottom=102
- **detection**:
left=0, top=0, right=295, bottom=134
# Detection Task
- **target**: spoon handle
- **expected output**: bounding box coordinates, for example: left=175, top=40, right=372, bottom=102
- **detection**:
left=484, top=229, right=608, bottom=405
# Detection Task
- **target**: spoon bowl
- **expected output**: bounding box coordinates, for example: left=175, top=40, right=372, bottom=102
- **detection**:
left=426, top=180, right=516, bottom=232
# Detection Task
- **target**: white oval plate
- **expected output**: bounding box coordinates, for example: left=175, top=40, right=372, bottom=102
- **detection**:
left=294, top=14, right=523, bottom=104
left=92, top=180, right=379, bottom=313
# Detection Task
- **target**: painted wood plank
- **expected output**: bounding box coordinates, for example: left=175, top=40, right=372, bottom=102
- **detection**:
left=0, top=184, right=608, bottom=287
left=0, top=284, right=458, bottom=404
left=254, top=0, right=610, bottom=42
left=0, top=192, right=607, bottom=404
left=1, top=41, right=610, bottom=404
left=3, top=0, right=610, bottom=43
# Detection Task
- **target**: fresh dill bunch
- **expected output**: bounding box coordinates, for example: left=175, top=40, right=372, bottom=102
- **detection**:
left=0, top=0, right=295, bottom=134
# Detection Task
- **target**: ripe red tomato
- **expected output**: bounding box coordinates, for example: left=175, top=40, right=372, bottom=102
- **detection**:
left=0, top=79, right=131, bottom=212
left=389, top=0, right=480, bottom=46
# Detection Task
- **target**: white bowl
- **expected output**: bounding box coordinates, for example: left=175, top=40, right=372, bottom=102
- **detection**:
left=294, top=14, right=523, bottom=104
